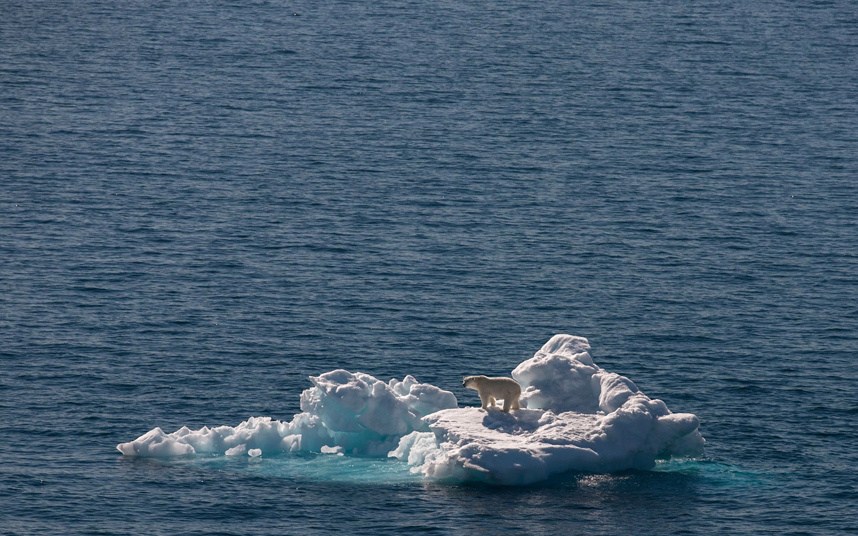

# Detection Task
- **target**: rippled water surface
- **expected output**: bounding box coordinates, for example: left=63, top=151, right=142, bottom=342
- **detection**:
left=2, top=1, right=857, bottom=534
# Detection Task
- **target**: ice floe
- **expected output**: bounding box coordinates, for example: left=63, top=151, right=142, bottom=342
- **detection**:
left=117, top=334, right=704, bottom=485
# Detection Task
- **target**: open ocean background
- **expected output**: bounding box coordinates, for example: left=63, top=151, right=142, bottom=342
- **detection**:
left=2, top=0, right=857, bottom=534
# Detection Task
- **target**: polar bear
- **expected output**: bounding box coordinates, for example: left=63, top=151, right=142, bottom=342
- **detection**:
left=463, top=375, right=522, bottom=412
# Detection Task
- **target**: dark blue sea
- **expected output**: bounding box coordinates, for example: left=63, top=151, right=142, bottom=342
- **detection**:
left=2, top=0, right=857, bottom=534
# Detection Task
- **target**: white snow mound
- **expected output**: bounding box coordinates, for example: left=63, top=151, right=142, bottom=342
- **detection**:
left=116, top=371, right=457, bottom=458
left=390, top=334, right=705, bottom=484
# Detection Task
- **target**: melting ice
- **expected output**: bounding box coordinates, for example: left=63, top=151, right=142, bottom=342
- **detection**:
left=117, top=335, right=704, bottom=485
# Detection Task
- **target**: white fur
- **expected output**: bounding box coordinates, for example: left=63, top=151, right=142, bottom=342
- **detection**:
left=463, top=375, right=521, bottom=412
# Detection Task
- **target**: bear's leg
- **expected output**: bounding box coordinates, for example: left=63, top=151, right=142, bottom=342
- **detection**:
left=510, top=396, right=520, bottom=411
left=502, top=398, right=511, bottom=412
left=479, top=393, right=490, bottom=409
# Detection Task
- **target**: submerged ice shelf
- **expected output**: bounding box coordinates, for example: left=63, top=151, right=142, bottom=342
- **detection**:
left=117, top=335, right=704, bottom=485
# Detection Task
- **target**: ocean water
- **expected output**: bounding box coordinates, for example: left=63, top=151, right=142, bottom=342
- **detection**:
left=2, top=0, right=857, bottom=533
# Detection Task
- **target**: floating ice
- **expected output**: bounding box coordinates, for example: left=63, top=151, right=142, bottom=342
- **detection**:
left=117, top=335, right=704, bottom=485
left=116, top=371, right=457, bottom=458
left=390, top=334, right=705, bottom=484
